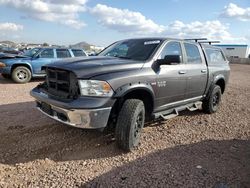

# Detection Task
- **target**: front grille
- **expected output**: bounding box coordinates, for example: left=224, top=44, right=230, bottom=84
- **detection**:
left=45, top=67, right=79, bottom=99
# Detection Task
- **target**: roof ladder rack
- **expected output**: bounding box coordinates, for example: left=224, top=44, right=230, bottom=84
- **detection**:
left=198, top=41, right=220, bottom=45
left=184, top=38, right=208, bottom=42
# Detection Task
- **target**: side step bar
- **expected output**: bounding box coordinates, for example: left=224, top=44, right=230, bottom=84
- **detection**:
left=154, top=101, right=202, bottom=120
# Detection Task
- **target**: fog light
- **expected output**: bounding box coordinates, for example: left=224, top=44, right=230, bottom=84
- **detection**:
left=80, top=114, right=90, bottom=125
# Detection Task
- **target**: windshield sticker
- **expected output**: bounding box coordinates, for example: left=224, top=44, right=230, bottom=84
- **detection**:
left=144, top=40, right=161, bottom=45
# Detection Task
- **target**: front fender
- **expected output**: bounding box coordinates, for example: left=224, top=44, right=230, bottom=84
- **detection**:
left=3, top=58, right=33, bottom=74
left=11, top=62, right=33, bottom=74
left=114, top=82, right=155, bottom=99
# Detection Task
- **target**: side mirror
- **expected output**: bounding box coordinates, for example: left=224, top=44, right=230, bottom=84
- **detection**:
left=157, top=55, right=181, bottom=65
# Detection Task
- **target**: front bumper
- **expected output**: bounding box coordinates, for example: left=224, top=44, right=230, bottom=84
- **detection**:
left=0, top=66, right=11, bottom=74
left=36, top=101, right=111, bottom=129
left=31, top=88, right=114, bottom=129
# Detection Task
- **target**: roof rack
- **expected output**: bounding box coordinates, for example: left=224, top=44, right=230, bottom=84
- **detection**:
left=199, top=41, right=220, bottom=45
left=184, top=38, right=207, bottom=42
left=184, top=38, right=220, bottom=45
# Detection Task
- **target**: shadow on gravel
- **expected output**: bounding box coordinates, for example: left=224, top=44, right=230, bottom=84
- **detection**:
left=83, top=139, right=250, bottom=188
left=0, top=94, right=210, bottom=166
left=0, top=101, right=122, bottom=165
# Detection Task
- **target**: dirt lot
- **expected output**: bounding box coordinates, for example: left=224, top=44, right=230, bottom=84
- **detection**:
left=0, top=64, right=249, bottom=187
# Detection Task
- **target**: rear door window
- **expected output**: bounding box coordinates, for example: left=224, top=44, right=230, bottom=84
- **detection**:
left=56, top=49, right=71, bottom=58
left=184, top=43, right=202, bottom=64
left=72, top=49, right=86, bottom=57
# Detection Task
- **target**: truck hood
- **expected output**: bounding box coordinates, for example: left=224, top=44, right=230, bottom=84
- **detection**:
left=0, top=55, right=32, bottom=65
left=0, top=53, right=29, bottom=59
left=43, top=56, right=144, bottom=79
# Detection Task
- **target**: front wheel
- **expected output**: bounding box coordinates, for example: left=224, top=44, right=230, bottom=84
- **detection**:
left=202, top=85, right=222, bottom=114
left=11, top=66, right=32, bottom=83
left=115, top=99, right=145, bottom=151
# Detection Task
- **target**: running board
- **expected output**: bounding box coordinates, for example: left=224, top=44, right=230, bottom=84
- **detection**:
left=160, top=109, right=179, bottom=120
left=187, top=101, right=202, bottom=111
left=154, top=101, right=202, bottom=120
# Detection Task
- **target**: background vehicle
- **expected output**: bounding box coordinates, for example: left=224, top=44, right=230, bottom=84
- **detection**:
left=0, top=46, right=21, bottom=55
left=0, top=48, right=87, bottom=83
left=31, top=38, right=230, bottom=151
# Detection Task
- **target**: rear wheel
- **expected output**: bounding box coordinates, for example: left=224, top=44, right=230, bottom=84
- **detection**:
left=11, top=66, right=31, bottom=83
left=202, top=85, right=222, bottom=114
left=115, top=99, right=145, bottom=151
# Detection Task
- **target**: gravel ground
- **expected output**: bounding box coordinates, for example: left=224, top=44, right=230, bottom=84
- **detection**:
left=0, top=64, right=249, bottom=188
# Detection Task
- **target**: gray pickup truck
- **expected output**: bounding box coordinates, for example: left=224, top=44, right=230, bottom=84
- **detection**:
left=31, top=38, right=230, bottom=151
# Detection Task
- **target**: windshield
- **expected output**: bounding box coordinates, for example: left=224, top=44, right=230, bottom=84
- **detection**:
left=99, top=39, right=163, bottom=61
left=23, top=48, right=40, bottom=57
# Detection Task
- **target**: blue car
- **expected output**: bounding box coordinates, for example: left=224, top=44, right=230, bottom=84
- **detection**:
left=0, top=48, right=87, bottom=83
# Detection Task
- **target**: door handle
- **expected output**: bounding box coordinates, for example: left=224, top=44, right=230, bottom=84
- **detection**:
left=178, top=70, right=187, bottom=74
left=201, top=69, right=207, bottom=73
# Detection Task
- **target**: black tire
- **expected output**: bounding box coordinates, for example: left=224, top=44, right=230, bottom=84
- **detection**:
left=115, top=99, right=145, bottom=151
left=202, top=85, right=222, bottom=114
left=11, top=66, right=32, bottom=83
left=1, top=74, right=10, bottom=79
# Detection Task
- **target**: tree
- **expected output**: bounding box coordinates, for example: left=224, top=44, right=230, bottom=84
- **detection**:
left=43, top=42, right=49, bottom=46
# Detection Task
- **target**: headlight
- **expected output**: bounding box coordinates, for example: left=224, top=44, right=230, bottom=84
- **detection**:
left=78, top=80, right=114, bottom=97
left=0, top=62, right=6, bottom=68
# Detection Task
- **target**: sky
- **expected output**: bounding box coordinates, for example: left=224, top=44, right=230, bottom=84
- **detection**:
left=0, top=0, right=250, bottom=47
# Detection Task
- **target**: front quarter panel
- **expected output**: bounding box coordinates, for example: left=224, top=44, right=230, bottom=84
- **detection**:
left=92, top=67, right=157, bottom=98
left=0, top=58, right=33, bottom=74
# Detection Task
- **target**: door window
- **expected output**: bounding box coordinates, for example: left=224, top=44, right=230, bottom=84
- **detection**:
left=184, top=43, right=202, bottom=64
left=159, top=41, right=182, bottom=60
left=56, top=49, right=71, bottom=58
left=72, top=49, right=86, bottom=57
left=39, top=49, right=54, bottom=58
left=205, top=49, right=226, bottom=64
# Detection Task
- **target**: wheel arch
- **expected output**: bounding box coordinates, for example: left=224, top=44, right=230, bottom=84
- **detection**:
left=11, top=63, right=33, bottom=74
left=215, top=79, right=225, bottom=94
left=214, top=75, right=226, bottom=94
left=113, top=84, right=155, bottom=121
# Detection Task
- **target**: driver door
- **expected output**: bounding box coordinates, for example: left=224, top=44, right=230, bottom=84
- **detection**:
left=154, top=41, right=187, bottom=111
left=32, top=49, right=55, bottom=74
